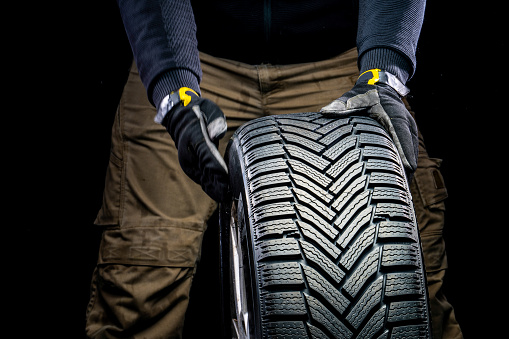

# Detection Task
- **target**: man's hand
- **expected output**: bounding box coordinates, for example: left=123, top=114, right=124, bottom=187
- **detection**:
left=320, top=69, right=418, bottom=174
left=159, top=88, right=229, bottom=202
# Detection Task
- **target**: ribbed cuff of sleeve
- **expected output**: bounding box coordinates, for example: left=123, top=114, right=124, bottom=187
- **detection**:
left=359, top=48, right=412, bottom=84
left=152, top=69, right=201, bottom=109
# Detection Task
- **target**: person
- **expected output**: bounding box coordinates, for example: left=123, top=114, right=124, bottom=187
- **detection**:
left=85, top=0, right=463, bottom=338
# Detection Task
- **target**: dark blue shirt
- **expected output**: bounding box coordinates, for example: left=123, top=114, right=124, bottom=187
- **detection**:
left=116, top=0, right=426, bottom=107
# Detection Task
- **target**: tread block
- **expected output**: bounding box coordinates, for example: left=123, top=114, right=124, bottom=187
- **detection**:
left=247, top=158, right=288, bottom=179
left=318, top=124, right=353, bottom=145
left=307, top=323, right=329, bottom=339
left=285, top=144, right=330, bottom=171
left=331, top=175, right=368, bottom=212
left=254, top=219, right=299, bottom=240
left=329, top=162, right=365, bottom=196
left=387, top=301, right=427, bottom=323
left=385, top=272, right=424, bottom=297
left=288, top=159, right=332, bottom=189
left=326, top=148, right=362, bottom=178
left=390, top=324, right=429, bottom=338
left=249, top=172, right=291, bottom=192
left=372, top=187, right=410, bottom=204
left=305, top=294, right=352, bottom=338
left=242, top=132, right=281, bottom=153
left=250, top=186, right=293, bottom=207
left=323, top=135, right=358, bottom=161
left=252, top=201, right=296, bottom=223
left=277, top=117, right=321, bottom=130
left=302, top=264, right=349, bottom=314
left=300, top=240, right=345, bottom=284
left=346, top=276, right=384, bottom=329
left=366, top=159, right=404, bottom=176
left=237, top=119, right=277, bottom=140
left=355, top=123, right=390, bottom=137
left=265, top=321, right=308, bottom=337
left=282, top=132, right=325, bottom=152
left=352, top=117, right=382, bottom=127
left=256, top=238, right=302, bottom=261
left=359, top=133, right=395, bottom=150
left=260, top=262, right=304, bottom=288
left=343, top=247, right=380, bottom=298
left=375, top=203, right=413, bottom=221
left=363, top=146, right=400, bottom=164
left=245, top=143, right=285, bottom=166
left=378, top=221, right=418, bottom=243
left=337, top=205, right=373, bottom=249
left=262, top=292, right=307, bottom=317
left=358, top=306, right=386, bottom=338
left=339, top=222, right=376, bottom=270
left=279, top=125, right=322, bottom=141
left=381, top=244, right=420, bottom=268
left=296, top=220, right=342, bottom=260
left=369, top=172, right=408, bottom=191
left=334, top=190, right=371, bottom=231
left=314, top=117, right=349, bottom=134
left=296, top=203, right=338, bottom=239
left=293, top=187, right=336, bottom=222
left=291, top=173, right=334, bottom=204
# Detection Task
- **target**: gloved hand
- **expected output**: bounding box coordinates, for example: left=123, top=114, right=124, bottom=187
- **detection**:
left=157, top=87, right=229, bottom=202
left=320, top=69, right=418, bottom=173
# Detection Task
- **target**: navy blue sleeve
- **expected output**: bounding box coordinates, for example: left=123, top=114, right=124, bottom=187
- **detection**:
left=357, top=0, right=426, bottom=84
left=117, top=0, right=201, bottom=107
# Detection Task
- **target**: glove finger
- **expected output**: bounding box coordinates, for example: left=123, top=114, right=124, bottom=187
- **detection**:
left=194, top=140, right=229, bottom=202
left=385, top=113, right=418, bottom=172
left=320, top=87, right=379, bottom=114
left=321, top=105, right=367, bottom=115
left=201, top=164, right=229, bottom=202
left=207, top=117, right=227, bottom=142
left=197, top=100, right=228, bottom=140
left=191, top=106, right=228, bottom=172
left=320, top=98, right=348, bottom=113
left=178, top=136, right=229, bottom=201
left=371, top=86, right=418, bottom=172
left=178, top=143, right=202, bottom=185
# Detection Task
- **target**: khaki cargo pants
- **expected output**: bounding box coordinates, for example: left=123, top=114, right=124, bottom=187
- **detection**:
left=86, top=48, right=462, bottom=338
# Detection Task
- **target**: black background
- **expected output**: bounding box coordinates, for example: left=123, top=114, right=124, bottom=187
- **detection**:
left=14, top=1, right=505, bottom=337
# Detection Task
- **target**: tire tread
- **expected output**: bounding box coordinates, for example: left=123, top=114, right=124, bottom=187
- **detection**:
left=229, top=113, right=430, bottom=338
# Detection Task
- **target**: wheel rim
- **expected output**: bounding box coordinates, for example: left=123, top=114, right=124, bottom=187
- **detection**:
left=230, top=205, right=250, bottom=339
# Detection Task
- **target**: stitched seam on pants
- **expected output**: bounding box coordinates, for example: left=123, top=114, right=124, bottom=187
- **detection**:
left=118, top=92, right=128, bottom=227
left=99, top=226, right=204, bottom=267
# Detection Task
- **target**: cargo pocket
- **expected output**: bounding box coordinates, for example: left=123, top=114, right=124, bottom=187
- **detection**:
left=414, top=157, right=448, bottom=208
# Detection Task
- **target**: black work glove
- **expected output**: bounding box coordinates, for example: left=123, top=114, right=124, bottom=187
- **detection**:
left=158, top=87, right=228, bottom=202
left=320, top=69, right=418, bottom=174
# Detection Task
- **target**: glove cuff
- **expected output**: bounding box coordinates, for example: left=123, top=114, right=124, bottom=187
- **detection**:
left=357, top=69, right=410, bottom=97
left=155, top=87, right=199, bottom=124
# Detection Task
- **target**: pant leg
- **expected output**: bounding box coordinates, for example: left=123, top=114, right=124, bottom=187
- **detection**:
left=86, top=62, right=216, bottom=339
left=86, top=265, right=194, bottom=339
left=409, top=126, right=464, bottom=339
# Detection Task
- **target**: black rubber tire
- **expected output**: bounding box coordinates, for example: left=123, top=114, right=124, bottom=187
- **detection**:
left=219, top=112, right=431, bottom=338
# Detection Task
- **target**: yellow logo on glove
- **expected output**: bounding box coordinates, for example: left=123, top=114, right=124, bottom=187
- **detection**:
left=179, top=87, right=199, bottom=107
left=358, top=69, right=381, bottom=85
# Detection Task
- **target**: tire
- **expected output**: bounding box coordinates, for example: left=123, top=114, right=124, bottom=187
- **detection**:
left=219, top=112, right=431, bottom=338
